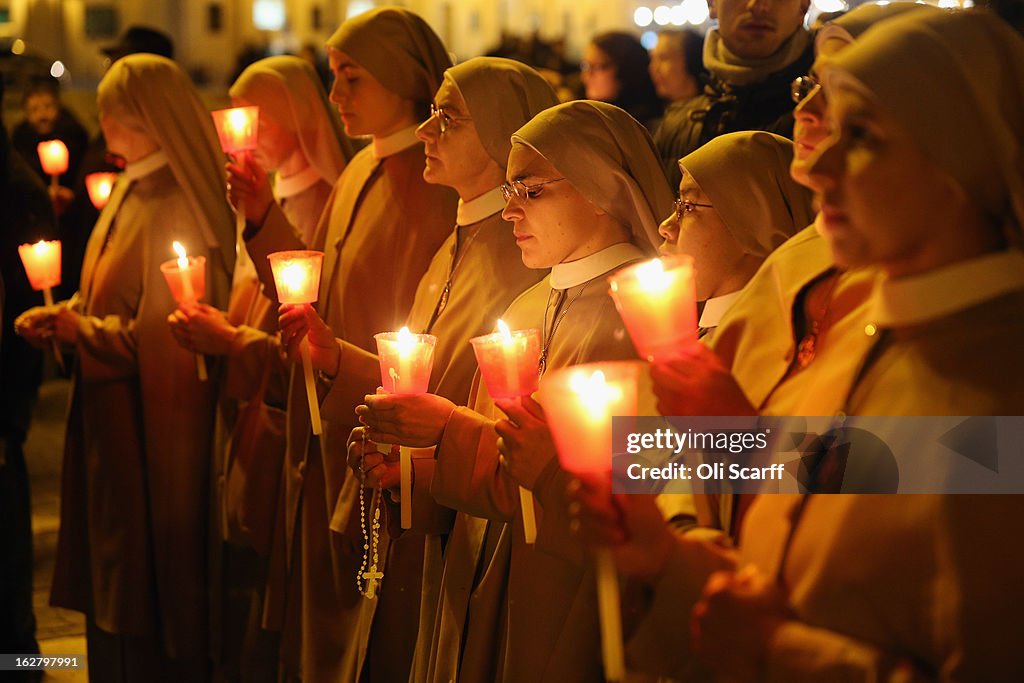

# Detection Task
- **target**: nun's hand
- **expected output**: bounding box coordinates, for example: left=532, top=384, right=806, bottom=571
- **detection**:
left=567, top=475, right=677, bottom=584
left=691, top=567, right=791, bottom=679
left=278, top=304, right=340, bottom=375
left=226, top=155, right=273, bottom=224
left=167, top=308, right=196, bottom=352
left=356, top=391, right=456, bottom=448
left=493, top=396, right=557, bottom=489
left=347, top=427, right=401, bottom=490
left=14, top=306, right=57, bottom=349
left=51, top=307, right=82, bottom=346
left=179, top=303, right=235, bottom=356
left=651, top=345, right=756, bottom=417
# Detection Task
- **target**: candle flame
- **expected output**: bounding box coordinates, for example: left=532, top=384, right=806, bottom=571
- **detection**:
left=497, top=319, right=514, bottom=342
left=173, top=241, right=189, bottom=270
left=634, top=258, right=673, bottom=293
left=397, top=326, right=416, bottom=355
left=279, top=263, right=308, bottom=292
left=228, top=108, right=250, bottom=134
left=33, top=240, right=52, bottom=256
left=569, top=369, right=623, bottom=420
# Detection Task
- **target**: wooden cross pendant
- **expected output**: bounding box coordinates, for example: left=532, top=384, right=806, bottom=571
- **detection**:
left=362, top=569, right=384, bottom=599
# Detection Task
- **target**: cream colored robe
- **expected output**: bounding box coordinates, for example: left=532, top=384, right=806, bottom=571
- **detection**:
left=626, top=245, right=1024, bottom=681
left=245, top=140, right=457, bottom=682
left=314, top=207, right=544, bottom=681
left=50, top=165, right=232, bottom=669
left=427, top=253, right=643, bottom=683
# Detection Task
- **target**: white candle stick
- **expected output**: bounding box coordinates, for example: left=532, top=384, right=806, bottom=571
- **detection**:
left=301, top=338, right=323, bottom=436
left=595, top=548, right=626, bottom=681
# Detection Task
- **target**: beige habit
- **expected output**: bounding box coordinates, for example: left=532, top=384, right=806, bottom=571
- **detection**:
left=427, top=101, right=674, bottom=682
left=626, top=10, right=1024, bottom=680
left=49, top=55, right=235, bottom=680
left=243, top=9, right=458, bottom=681
left=311, top=57, right=556, bottom=682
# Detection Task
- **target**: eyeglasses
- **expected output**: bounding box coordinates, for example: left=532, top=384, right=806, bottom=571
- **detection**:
left=429, top=103, right=473, bottom=134
left=500, top=178, right=566, bottom=202
left=580, top=60, right=614, bottom=74
left=791, top=75, right=821, bottom=105
left=674, top=197, right=713, bottom=221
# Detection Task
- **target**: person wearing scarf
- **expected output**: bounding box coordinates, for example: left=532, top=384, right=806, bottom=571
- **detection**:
left=17, top=54, right=235, bottom=681
left=166, top=54, right=351, bottom=682
left=235, top=8, right=458, bottom=682
left=356, top=100, right=672, bottom=682
left=656, top=0, right=813, bottom=188
left=575, top=9, right=1024, bottom=681
left=658, top=130, right=813, bottom=339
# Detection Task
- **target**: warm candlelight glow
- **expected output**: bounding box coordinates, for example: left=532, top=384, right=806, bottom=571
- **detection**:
left=375, top=329, right=437, bottom=395
left=17, top=240, right=62, bottom=291
left=570, top=370, right=625, bottom=421
left=267, top=250, right=324, bottom=304
left=37, top=139, right=69, bottom=176
left=160, top=243, right=206, bottom=305
left=498, top=319, right=513, bottom=341
left=608, top=255, right=697, bottom=362
left=173, top=241, right=189, bottom=270
left=211, top=106, right=260, bottom=155
left=85, top=172, right=117, bottom=209
left=470, top=322, right=541, bottom=400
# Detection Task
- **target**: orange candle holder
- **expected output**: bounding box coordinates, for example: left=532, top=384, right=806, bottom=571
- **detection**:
left=374, top=327, right=437, bottom=529
left=160, top=242, right=208, bottom=381
left=539, top=360, right=641, bottom=682
left=37, top=139, right=69, bottom=186
left=608, top=255, right=697, bottom=362
left=268, top=250, right=325, bottom=435
left=211, top=106, right=260, bottom=155
left=470, top=320, right=541, bottom=542
left=18, top=239, right=65, bottom=371
left=85, top=172, right=118, bottom=209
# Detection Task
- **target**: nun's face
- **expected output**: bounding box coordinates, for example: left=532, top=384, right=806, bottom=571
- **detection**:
left=805, top=85, right=970, bottom=276
left=416, top=79, right=502, bottom=196
left=328, top=48, right=417, bottom=138
left=231, top=97, right=298, bottom=172
left=99, top=109, right=159, bottom=163
left=658, top=171, right=746, bottom=300
left=502, top=143, right=610, bottom=269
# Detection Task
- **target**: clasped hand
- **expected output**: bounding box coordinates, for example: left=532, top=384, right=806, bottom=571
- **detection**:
left=15, top=304, right=80, bottom=347
left=226, top=155, right=274, bottom=224
left=493, top=396, right=557, bottom=490
left=167, top=303, right=235, bottom=355
left=277, top=304, right=340, bottom=375
left=346, top=427, right=400, bottom=491
left=355, top=389, right=456, bottom=448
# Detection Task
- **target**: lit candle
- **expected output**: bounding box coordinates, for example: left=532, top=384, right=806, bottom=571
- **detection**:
left=470, top=320, right=542, bottom=542
left=18, top=240, right=65, bottom=371
left=267, top=250, right=326, bottom=436
left=212, top=106, right=260, bottom=238
left=160, top=242, right=209, bottom=381
left=211, top=106, right=260, bottom=156
left=607, top=255, right=697, bottom=362
left=85, top=172, right=118, bottom=209
left=374, top=326, right=437, bottom=529
left=539, top=361, right=642, bottom=682
left=37, top=140, right=69, bottom=188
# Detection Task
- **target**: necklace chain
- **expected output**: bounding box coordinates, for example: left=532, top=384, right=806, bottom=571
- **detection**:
left=539, top=282, right=591, bottom=376
left=427, top=224, right=482, bottom=333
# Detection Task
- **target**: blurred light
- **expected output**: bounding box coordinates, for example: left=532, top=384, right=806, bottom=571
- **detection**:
left=634, top=7, right=654, bottom=27
left=812, top=0, right=847, bottom=12
left=876, top=0, right=890, bottom=5
left=937, top=0, right=959, bottom=6
left=11, top=38, right=25, bottom=55
left=681, top=0, right=711, bottom=25
left=670, top=4, right=687, bottom=25
left=963, top=0, right=975, bottom=6
left=50, top=60, right=65, bottom=78
left=641, top=30, right=659, bottom=49
left=653, top=5, right=672, bottom=25
left=346, top=0, right=375, bottom=19
left=252, top=0, right=285, bottom=30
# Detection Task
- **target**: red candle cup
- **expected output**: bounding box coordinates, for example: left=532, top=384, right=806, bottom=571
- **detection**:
left=608, top=255, right=697, bottom=362
left=18, top=240, right=62, bottom=292
left=211, top=106, right=260, bottom=155
left=268, top=250, right=326, bottom=436
left=374, top=327, right=437, bottom=396
left=160, top=242, right=208, bottom=381
left=85, top=172, right=118, bottom=209
left=37, top=140, right=69, bottom=177
left=470, top=321, right=540, bottom=399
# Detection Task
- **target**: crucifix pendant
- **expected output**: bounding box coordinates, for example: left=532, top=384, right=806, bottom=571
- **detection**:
left=796, top=333, right=817, bottom=369
left=362, top=568, right=384, bottom=599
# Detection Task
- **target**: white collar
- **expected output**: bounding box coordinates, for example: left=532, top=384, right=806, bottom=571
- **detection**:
left=550, top=242, right=646, bottom=290
left=372, top=125, right=421, bottom=159
left=457, top=186, right=505, bottom=226
left=870, top=249, right=1024, bottom=327
left=124, top=150, right=169, bottom=181
left=698, top=290, right=743, bottom=329
left=275, top=164, right=321, bottom=199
